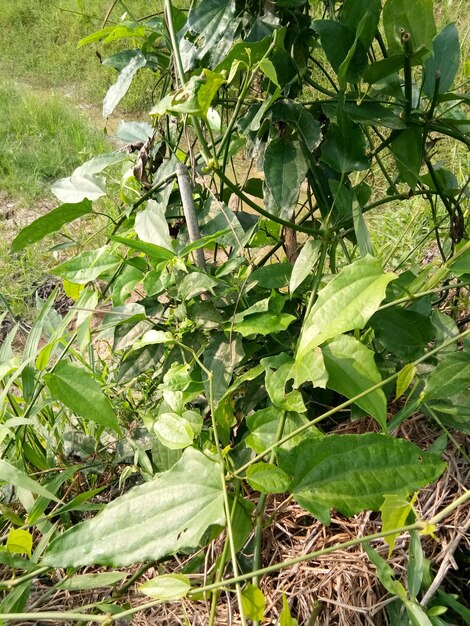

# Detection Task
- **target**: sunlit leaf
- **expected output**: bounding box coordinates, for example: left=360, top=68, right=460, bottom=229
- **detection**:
left=44, top=448, right=225, bottom=567
left=139, top=574, right=191, bottom=600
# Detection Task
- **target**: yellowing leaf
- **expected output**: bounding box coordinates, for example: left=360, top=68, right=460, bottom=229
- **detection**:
left=6, top=529, right=33, bottom=558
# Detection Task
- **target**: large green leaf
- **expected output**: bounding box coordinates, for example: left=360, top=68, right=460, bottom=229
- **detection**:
left=271, top=101, right=321, bottom=152
left=369, top=307, right=435, bottom=361
left=423, top=23, right=460, bottom=97
left=263, top=138, right=307, bottom=220
left=52, top=174, right=106, bottom=204
left=321, top=334, right=387, bottom=428
left=422, top=352, right=470, bottom=401
left=11, top=200, right=93, bottom=253
left=52, top=246, right=121, bottom=284
left=295, top=256, right=395, bottom=382
left=290, top=239, right=321, bottom=293
left=246, top=407, right=319, bottom=454
left=44, top=448, right=225, bottom=567
left=44, top=361, right=120, bottom=433
left=383, top=0, right=436, bottom=56
left=277, top=434, right=445, bottom=524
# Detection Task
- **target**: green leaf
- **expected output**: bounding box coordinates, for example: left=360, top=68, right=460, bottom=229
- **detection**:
left=340, top=0, right=381, bottom=51
left=363, top=54, right=406, bottom=84
left=139, top=574, right=191, bottom=600
left=153, top=70, right=226, bottom=119
left=103, top=52, right=147, bottom=118
left=44, top=361, right=120, bottom=433
left=6, top=529, right=33, bottom=558
left=179, top=0, right=236, bottom=72
left=246, top=463, right=291, bottom=494
left=262, top=355, right=306, bottom=412
left=271, top=101, right=321, bottom=152
left=56, top=572, right=127, bottom=591
left=396, top=364, right=417, bottom=399
left=280, top=593, right=300, bottom=626
left=296, top=256, right=395, bottom=381
left=422, top=352, right=470, bottom=401
left=321, top=334, right=387, bottom=428
left=246, top=407, right=319, bottom=454
left=423, top=23, right=460, bottom=97
left=448, top=243, right=470, bottom=277
left=250, top=263, right=292, bottom=290
left=0, top=460, right=60, bottom=503
left=232, top=313, right=296, bottom=337
left=313, top=20, right=368, bottom=84
left=178, top=273, right=218, bottom=300
left=52, top=174, right=106, bottom=204
left=390, top=128, right=423, bottom=189
left=52, top=246, right=121, bottom=284
left=405, top=601, right=434, bottom=626
left=345, top=100, right=406, bottom=130
left=153, top=413, right=194, bottom=450
left=116, top=120, right=153, bottom=143
left=11, top=200, right=93, bottom=253
left=321, top=116, right=369, bottom=174
left=203, top=333, right=244, bottom=403
left=277, top=433, right=445, bottom=525
left=364, top=543, right=407, bottom=599
left=290, top=240, right=321, bottom=293
left=135, top=200, right=173, bottom=251
left=353, top=193, right=375, bottom=257
left=380, top=493, right=414, bottom=556
left=407, top=530, right=424, bottom=599
left=241, top=584, right=265, bottom=622
left=111, top=235, right=176, bottom=261
left=369, top=307, right=435, bottom=361
left=263, top=138, right=307, bottom=220
left=383, top=0, right=436, bottom=56
left=423, top=393, right=470, bottom=434
left=44, top=448, right=225, bottom=567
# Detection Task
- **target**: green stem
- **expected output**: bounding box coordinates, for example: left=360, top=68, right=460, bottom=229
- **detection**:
left=233, top=327, right=470, bottom=477
left=402, top=32, right=413, bottom=120
left=377, top=281, right=467, bottom=312
left=304, top=237, right=329, bottom=320
left=207, top=371, right=247, bottom=626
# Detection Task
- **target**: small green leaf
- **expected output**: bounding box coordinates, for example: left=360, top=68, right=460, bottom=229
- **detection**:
left=241, top=584, right=265, bottom=622
left=405, top=601, right=434, bottom=626
left=44, top=448, right=225, bottom=567
left=364, top=543, right=407, bottom=599
left=380, top=493, right=414, bottom=556
left=396, top=364, right=417, bottom=400
left=44, top=361, right=120, bottom=433
left=111, top=235, right=176, bottom=261
left=246, top=463, right=291, bottom=494
left=153, top=413, right=195, bottom=450
left=407, top=530, right=424, bottom=599
left=139, top=574, right=191, bottom=600
left=423, top=23, right=460, bottom=97
left=280, top=593, right=300, bottom=626
left=11, top=200, right=93, bottom=253
left=246, top=407, right=319, bottom=454
left=0, top=460, right=60, bottom=502
left=290, top=240, right=321, bottom=293
left=56, top=572, right=127, bottom=591
left=52, top=247, right=121, bottom=284
left=6, top=529, right=33, bottom=558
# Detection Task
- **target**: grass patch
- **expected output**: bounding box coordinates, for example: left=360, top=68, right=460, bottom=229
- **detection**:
left=0, top=81, right=110, bottom=319
left=0, top=82, right=109, bottom=201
